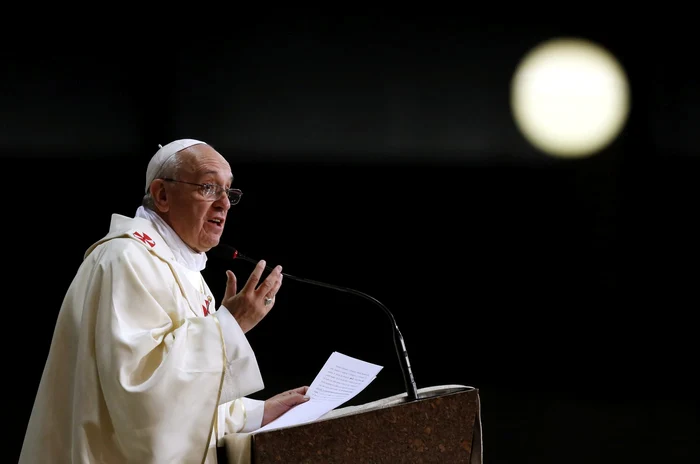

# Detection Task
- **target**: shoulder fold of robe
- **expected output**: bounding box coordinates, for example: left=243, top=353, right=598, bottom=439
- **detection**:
left=19, top=213, right=265, bottom=464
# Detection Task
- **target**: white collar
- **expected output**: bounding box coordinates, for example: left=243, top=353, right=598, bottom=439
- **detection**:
left=135, top=206, right=208, bottom=272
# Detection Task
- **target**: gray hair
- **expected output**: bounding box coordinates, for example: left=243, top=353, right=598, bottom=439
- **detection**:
left=141, top=150, right=187, bottom=210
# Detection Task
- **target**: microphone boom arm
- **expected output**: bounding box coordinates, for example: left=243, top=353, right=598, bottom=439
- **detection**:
left=231, top=248, right=419, bottom=402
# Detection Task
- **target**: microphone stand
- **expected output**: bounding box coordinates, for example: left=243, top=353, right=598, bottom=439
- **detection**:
left=228, top=247, right=420, bottom=402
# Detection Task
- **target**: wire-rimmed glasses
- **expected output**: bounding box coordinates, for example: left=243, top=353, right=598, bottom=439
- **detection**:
left=161, top=178, right=243, bottom=205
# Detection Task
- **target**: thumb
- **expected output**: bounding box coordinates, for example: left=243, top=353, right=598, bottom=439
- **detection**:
left=224, top=270, right=237, bottom=298
left=286, top=392, right=311, bottom=407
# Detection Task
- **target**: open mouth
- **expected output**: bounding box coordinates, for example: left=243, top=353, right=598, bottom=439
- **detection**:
left=207, top=218, right=224, bottom=227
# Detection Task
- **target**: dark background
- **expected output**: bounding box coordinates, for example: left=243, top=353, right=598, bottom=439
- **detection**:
left=4, top=16, right=697, bottom=463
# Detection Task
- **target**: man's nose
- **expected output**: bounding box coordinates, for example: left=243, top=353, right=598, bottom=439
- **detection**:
left=214, top=192, right=231, bottom=210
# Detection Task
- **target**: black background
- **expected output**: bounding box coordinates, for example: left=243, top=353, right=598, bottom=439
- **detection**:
left=4, top=16, right=697, bottom=463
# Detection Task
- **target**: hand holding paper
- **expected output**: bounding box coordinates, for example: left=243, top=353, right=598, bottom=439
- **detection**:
left=256, top=352, right=383, bottom=433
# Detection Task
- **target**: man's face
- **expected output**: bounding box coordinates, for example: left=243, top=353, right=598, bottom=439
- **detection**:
left=157, top=145, right=234, bottom=253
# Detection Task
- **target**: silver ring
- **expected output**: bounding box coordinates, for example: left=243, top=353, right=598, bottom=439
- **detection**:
left=264, top=297, right=273, bottom=306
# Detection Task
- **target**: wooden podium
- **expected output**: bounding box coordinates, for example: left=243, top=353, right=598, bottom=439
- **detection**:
left=220, top=385, right=483, bottom=464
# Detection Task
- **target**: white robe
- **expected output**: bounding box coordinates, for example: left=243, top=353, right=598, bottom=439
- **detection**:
left=20, top=213, right=266, bottom=463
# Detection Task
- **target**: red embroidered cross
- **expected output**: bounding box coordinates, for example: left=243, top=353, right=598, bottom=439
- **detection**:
left=133, top=231, right=155, bottom=247
left=202, top=297, right=211, bottom=316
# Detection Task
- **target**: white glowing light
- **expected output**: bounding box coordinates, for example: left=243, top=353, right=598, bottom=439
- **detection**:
left=511, top=38, right=630, bottom=158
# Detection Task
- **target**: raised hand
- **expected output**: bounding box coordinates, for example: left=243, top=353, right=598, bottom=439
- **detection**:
left=221, top=260, right=283, bottom=333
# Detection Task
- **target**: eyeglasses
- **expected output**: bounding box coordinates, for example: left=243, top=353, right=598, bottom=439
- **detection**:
left=161, top=178, right=243, bottom=205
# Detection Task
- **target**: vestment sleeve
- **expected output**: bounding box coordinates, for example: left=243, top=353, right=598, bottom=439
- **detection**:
left=216, top=397, right=265, bottom=436
left=92, top=240, right=255, bottom=463
left=214, top=306, right=265, bottom=404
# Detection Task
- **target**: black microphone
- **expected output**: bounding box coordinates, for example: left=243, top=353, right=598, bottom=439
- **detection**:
left=211, top=243, right=420, bottom=402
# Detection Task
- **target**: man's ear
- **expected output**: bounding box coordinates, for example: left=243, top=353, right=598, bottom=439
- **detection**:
left=150, top=180, right=170, bottom=213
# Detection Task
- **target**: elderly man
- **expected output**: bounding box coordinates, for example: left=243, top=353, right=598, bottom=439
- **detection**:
left=20, top=139, right=308, bottom=463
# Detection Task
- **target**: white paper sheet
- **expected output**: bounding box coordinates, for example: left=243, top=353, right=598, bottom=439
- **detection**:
left=255, top=351, right=383, bottom=433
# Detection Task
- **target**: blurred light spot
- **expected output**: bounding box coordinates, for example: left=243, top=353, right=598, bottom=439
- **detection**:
left=510, top=37, right=630, bottom=158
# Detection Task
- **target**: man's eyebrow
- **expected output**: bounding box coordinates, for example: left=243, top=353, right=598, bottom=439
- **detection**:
left=200, top=170, right=234, bottom=183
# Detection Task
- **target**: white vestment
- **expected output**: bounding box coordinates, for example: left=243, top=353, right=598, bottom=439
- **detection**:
left=20, top=213, right=266, bottom=463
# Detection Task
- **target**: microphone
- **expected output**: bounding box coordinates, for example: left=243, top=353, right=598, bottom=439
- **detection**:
left=212, top=243, right=420, bottom=402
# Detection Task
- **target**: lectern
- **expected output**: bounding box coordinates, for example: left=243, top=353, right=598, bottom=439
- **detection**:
left=220, top=384, right=483, bottom=464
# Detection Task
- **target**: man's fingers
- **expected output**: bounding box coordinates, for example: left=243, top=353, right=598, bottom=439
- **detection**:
left=223, top=270, right=237, bottom=300
left=287, top=387, right=311, bottom=405
left=258, top=265, right=283, bottom=294
left=243, top=260, right=266, bottom=291
left=226, top=270, right=237, bottom=292
left=267, top=274, right=283, bottom=299
left=294, top=386, right=309, bottom=395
